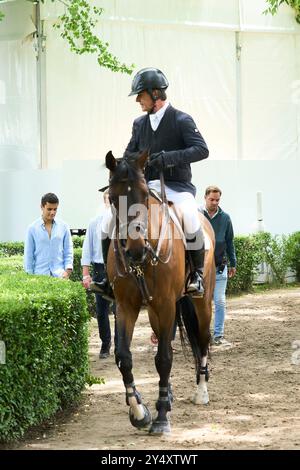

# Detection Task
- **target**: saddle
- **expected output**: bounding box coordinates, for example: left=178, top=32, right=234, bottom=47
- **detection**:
left=149, top=188, right=211, bottom=250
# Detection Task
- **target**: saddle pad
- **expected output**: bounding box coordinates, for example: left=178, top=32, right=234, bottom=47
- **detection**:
left=150, top=189, right=210, bottom=250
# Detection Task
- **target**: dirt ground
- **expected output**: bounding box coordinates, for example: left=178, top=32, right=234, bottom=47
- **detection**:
left=4, top=287, right=300, bottom=450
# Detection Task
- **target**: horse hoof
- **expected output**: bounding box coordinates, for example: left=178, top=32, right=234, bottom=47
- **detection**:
left=191, top=392, right=209, bottom=405
left=149, top=419, right=171, bottom=435
left=129, top=404, right=152, bottom=430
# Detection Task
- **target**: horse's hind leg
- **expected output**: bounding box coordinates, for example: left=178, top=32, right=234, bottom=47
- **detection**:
left=149, top=305, right=175, bottom=435
left=191, top=298, right=211, bottom=405
left=192, top=353, right=209, bottom=405
left=115, top=302, right=152, bottom=430
left=177, top=296, right=211, bottom=405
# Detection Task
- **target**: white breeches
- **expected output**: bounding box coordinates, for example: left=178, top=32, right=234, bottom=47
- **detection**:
left=148, top=180, right=201, bottom=235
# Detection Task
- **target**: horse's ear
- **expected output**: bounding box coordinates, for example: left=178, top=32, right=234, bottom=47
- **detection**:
left=105, top=151, right=117, bottom=172
left=137, top=150, right=149, bottom=170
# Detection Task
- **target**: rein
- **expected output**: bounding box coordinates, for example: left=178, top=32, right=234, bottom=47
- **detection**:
left=152, top=170, right=173, bottom=265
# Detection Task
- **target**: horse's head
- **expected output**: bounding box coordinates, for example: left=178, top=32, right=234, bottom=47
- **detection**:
left=106, top=150, right=149, bottom=263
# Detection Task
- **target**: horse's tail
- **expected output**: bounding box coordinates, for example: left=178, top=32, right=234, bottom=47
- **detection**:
left=176, top=296, right=210, bottom=383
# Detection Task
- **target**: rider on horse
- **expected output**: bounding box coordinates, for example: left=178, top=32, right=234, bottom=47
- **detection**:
left=96, top=67, right=209, bottom=298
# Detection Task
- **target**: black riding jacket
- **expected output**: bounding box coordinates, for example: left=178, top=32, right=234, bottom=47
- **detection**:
left=124, top=105, right=209, bottom=195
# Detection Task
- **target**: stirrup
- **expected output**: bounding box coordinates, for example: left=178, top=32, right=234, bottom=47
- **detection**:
left=186, top=284, right=204, bottom=298
left=90, top=280, right=106, bottom=293
left=90, top=281, right=115, bottom=301
left=186, top=273, right=204, bottom=298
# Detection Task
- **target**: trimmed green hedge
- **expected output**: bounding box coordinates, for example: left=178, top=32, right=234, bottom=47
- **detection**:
left=0, top=236, right=85, bottom=257
left=72, top=235, right=84, bottom=249
left=70, top=248, right=96, bottom=316
left=0, top=242, right=24, bottom=257
left=0, top=273, right=89, bottom=441
left=227, top=235, right=262, bottom=294
left=0, top=255, right=23, bottom=275
left=286, top=231, right=300, bottom=281
left=0, top=240, right=97, bottom=317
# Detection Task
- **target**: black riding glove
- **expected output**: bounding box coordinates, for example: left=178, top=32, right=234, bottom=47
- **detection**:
left=148, top=151, right=175, bottom=170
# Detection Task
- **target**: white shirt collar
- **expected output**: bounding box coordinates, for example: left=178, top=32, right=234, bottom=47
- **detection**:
left=205, top=206, right=219, bottom=219
left=149, top=101, right=169, bottom=131
left=40, top=216, right=56, bottom=227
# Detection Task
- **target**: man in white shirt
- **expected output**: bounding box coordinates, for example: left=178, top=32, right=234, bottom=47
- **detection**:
left=81, top=190, right=117, bottom=359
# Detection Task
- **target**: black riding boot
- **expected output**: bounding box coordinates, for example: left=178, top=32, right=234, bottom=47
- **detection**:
left=186, top=232, right=205, bottom=297
left=90, top=237, right=114, bottom=299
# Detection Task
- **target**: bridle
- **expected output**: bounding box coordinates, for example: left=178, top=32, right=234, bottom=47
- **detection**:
left=110, top=169, right=173, bottom=303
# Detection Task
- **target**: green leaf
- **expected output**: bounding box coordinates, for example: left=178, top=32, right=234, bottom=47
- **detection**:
left=55, top=0, right=134, bottom=74
left=264, top=0, right=300, bottom=23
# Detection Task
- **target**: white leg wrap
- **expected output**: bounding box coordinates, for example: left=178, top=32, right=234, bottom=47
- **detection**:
left=126, top=387, right=145, bottom=420
left=191, top=356, right=209, bottom=405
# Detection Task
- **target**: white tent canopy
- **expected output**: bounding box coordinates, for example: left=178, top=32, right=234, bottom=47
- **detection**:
left=0, top=0, right=299, bottom=240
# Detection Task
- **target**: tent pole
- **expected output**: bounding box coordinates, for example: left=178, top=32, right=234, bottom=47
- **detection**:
left=35, top=1, right=47, bottom=169
left=236, top=0, right=243, bottom=160
left=235, top=31, right=242, bottom=160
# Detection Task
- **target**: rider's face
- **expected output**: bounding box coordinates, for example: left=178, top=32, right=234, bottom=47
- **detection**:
left=136, top=91, right=154, bottom=113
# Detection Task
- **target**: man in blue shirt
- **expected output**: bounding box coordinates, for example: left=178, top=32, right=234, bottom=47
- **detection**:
left=203, top=186, right=237, bottom=347
left=24, top=193, right=73, bottom=278
left=81, top=190, right=117, bottom=359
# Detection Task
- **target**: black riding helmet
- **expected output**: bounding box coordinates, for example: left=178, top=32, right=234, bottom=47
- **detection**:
left=129, top=67, right=169, bottom=100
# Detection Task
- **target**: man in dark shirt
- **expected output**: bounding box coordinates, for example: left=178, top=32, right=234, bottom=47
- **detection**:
left=203, top=186, right=237, bottom=346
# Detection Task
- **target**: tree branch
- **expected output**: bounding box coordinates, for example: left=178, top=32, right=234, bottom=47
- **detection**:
left=0, top=0, right=134, bottom=74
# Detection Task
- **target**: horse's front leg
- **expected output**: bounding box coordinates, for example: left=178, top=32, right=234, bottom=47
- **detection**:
left=115, top=301, right=152, bottom=430
left=149, top=310, right=174, bottom=435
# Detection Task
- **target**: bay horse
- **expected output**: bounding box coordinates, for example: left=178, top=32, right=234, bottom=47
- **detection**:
left=105, top=150, right=215, bottom=434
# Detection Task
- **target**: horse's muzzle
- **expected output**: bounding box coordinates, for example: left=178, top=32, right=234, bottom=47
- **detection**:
left=126, top=246, right=147, bottom=264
